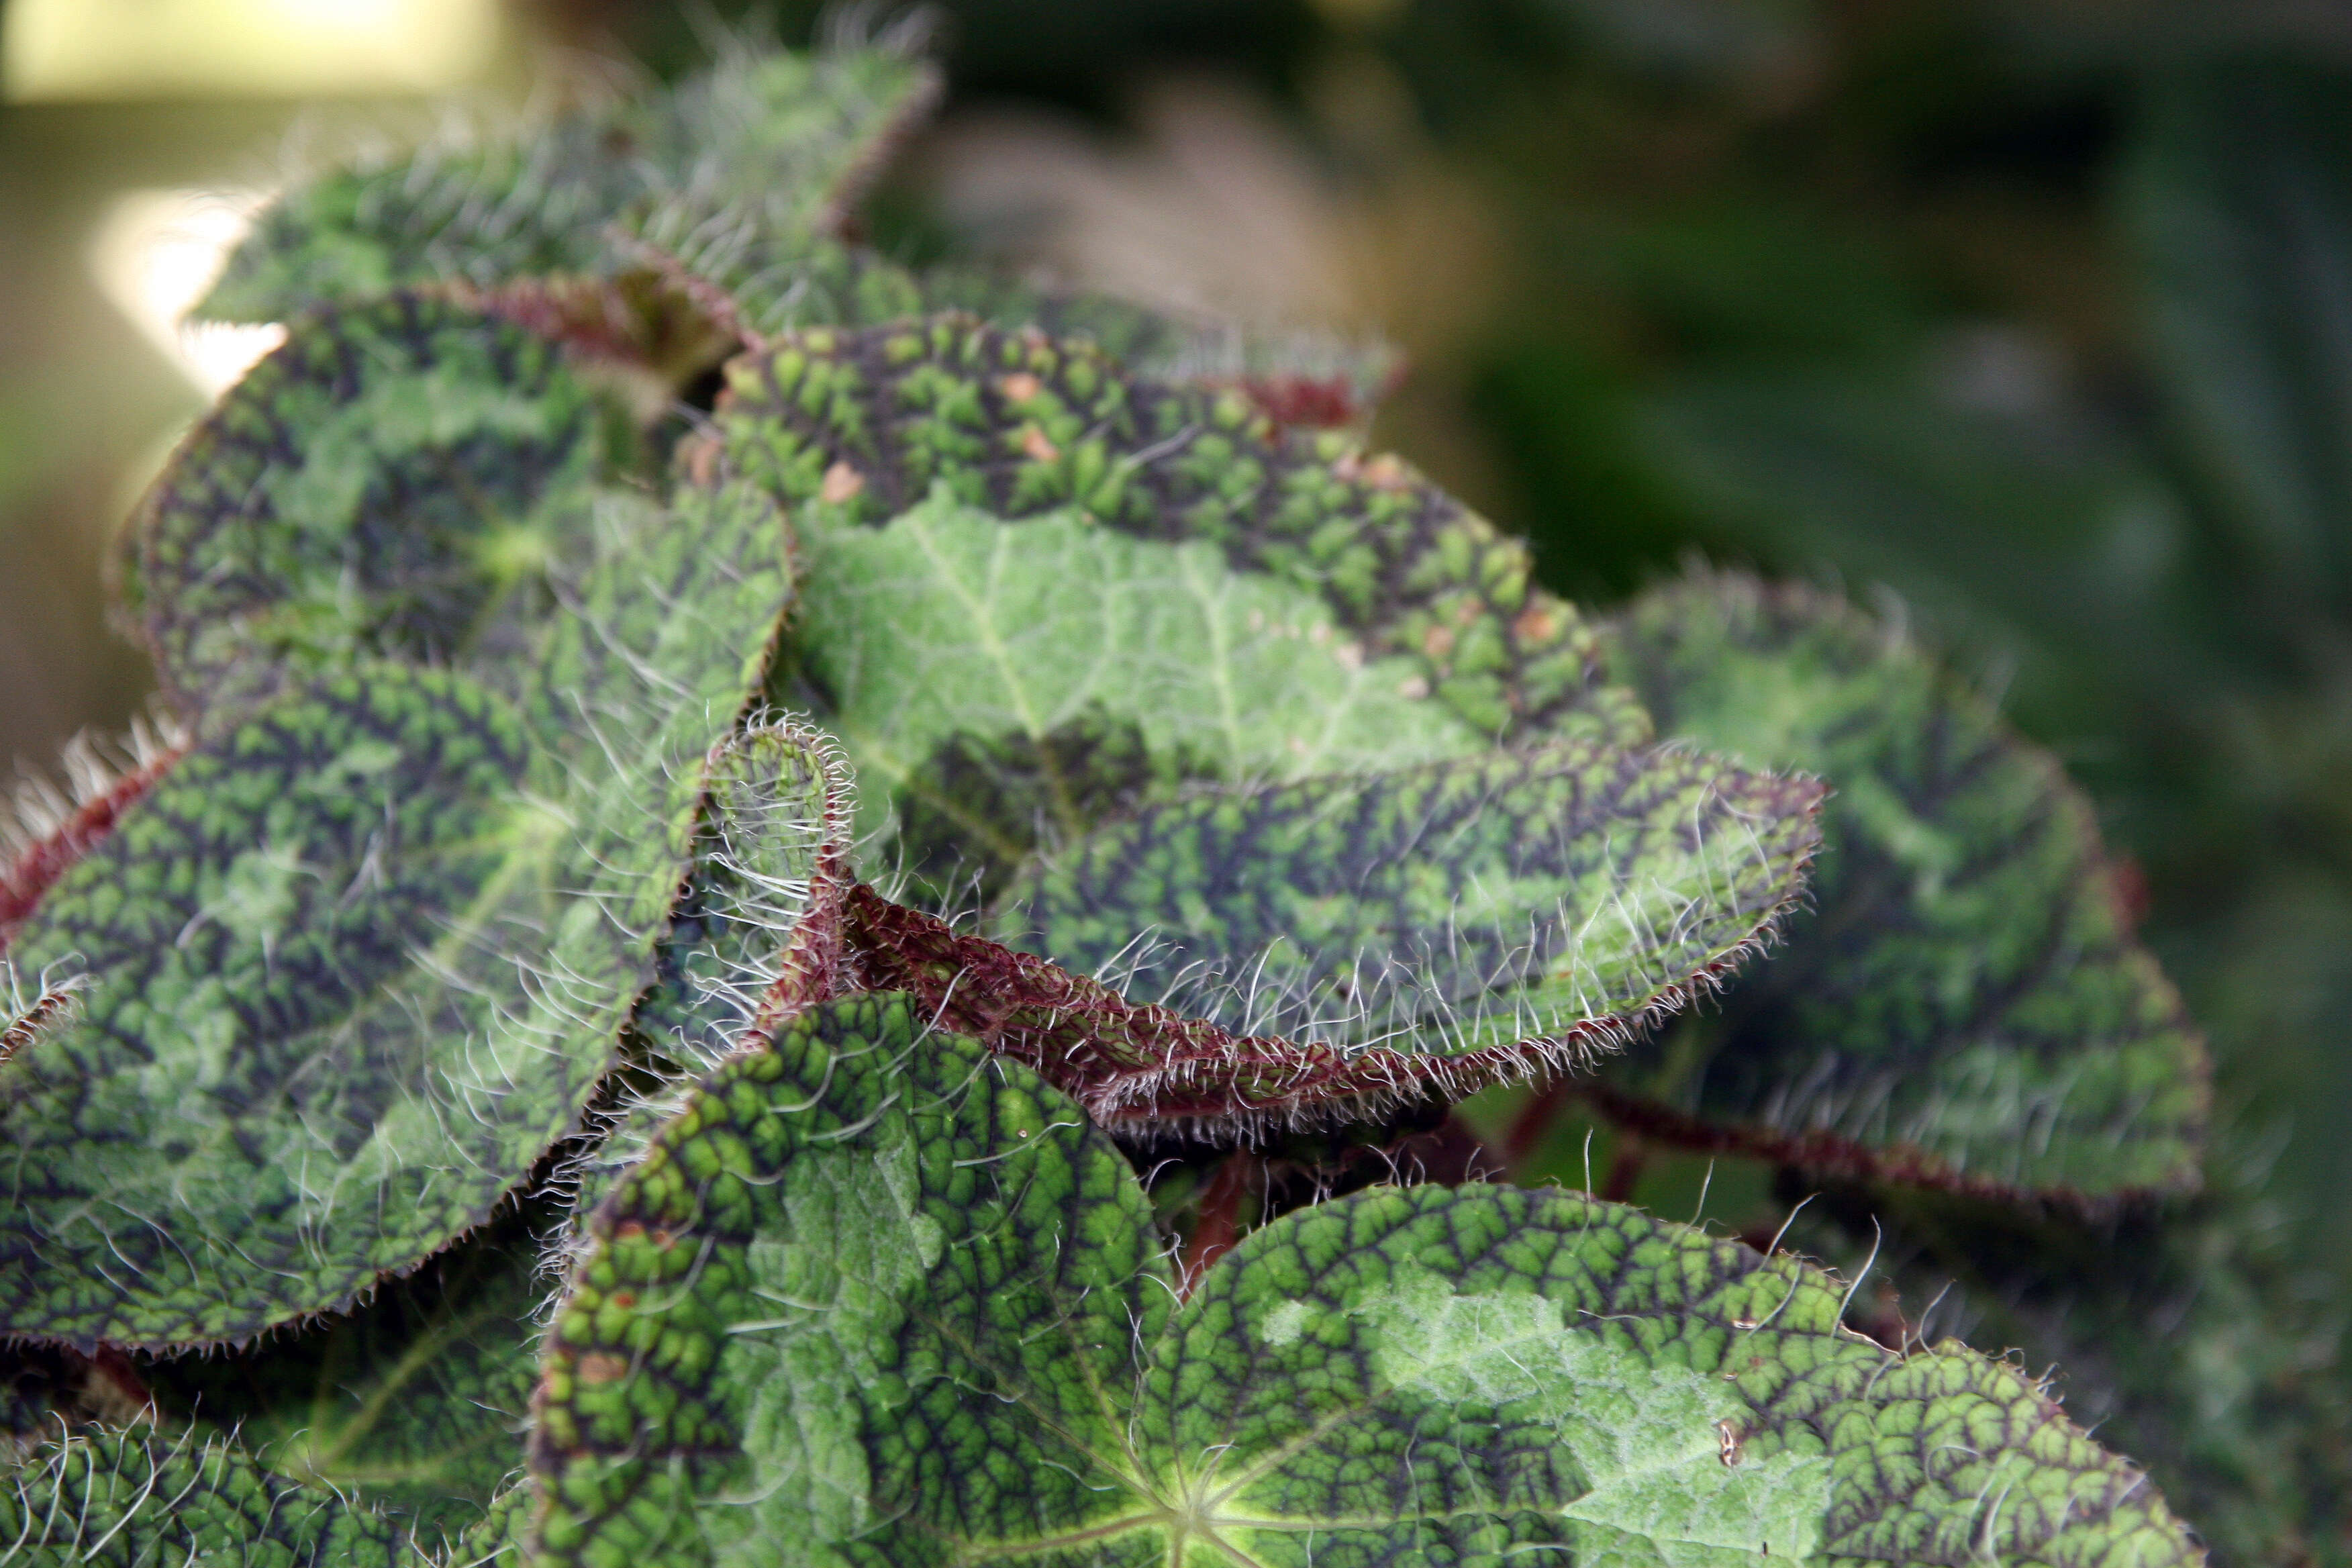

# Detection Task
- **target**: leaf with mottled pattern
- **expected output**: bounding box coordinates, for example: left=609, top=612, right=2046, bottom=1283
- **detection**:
left=145, top=1207, right=552, bottom=1550
left=0, top=467, right=793, bottom=1348
left=527, top=991, right=2198, bottom=1568
left=123, top=293, right=619, bottom=716
left=1594, top=570, right=2208, bottom=1199
left=719, top=315, right=1645, bottom=899
left=850, top=734, right=1820, bottom=1131
left=197, top=43, right=938, bottom=326
left=0, top=1427, right=407, bottom=1566
left=570, top=720, right=856, bottom=1214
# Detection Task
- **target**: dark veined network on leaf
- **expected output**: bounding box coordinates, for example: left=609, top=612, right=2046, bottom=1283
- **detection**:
left=196, top=38, right=940, bottom=328
left=0, top=28, right=2228, bottom=1564
left=146, top=1204, right=553, bottom=1550
left=123, top=293, right=622, bottom=715
left=530, top=992, right=2200, bottom=1568
left=852, top=738, right=1821, bottom=1132
left=708, top=313, right=1828, bottom=1128
left=0, top=1426, right=406, bottom=1567
left=1592, top=570, right=2208, bottom=1200
left=0, top=297, right=800, bottom=1347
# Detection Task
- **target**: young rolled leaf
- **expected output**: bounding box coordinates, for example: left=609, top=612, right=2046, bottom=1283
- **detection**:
left=197, top=42, right=939, bottom=326
left=632, top=722, right=855, bottom=1075
left=851, top=736, right=1822, bottom=1130
left=0, top=1427, right=405, bottom=1565
left=719, top=315, right=1647, bottom=883
left=571, top=720, right=856, bottom=1214
left=146, top=1208, right=551, bottom=1548
left=0, top=467, right=795, bottom=1348
left=122, top=293, right=619, bottom=715
left=1597, top=571, right=2209, bottom=1199
left=528, top=991, right=2198, bottom=1568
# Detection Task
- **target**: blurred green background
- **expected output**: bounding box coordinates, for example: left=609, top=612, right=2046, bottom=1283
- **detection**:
left=6, top=0, right=2352, bottom=1555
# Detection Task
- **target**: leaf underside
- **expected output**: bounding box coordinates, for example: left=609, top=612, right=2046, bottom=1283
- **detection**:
left=850, top=735, right=1821, bottom=1131
left=529, top=992, right=2199, bottom=1568
left=1598, top=571, right=2208, bottom=1199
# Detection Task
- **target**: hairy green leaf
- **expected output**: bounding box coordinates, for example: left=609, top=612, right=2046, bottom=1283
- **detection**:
left=528, top=991, right=2197, bottom=1568
left=791, top=487, right=1488, bottom=877
left=630, top=222, right=1391, bottom=430
left=851, top=736, right=1821, bottom=1130
left=454, top=1482, right=534, bottom=1568
left=147, top=1208, right=550, bottom=1547
left=198, top=43, right=938, bottom=326
left=123, top=295, right=619, bottom=714
left=573, top=720, right=856, bottom=1213
left=0, top=1427, right=405, bottom=1565
left=0, top=465, right=793, bottom=1347
left=1597, top=571, right=2208, bottom=1198
left=720, top=315, right=1646, bottom=884
left=632, top=722, right=854, bottom=1078
left=1779, top=1116, right=2352, bottom=1568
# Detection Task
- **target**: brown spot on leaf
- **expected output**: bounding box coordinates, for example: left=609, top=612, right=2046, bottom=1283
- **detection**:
left=1020, top=424, right=1061, bottom=464
left=998, top=371, right=1043, bottom=403
left=577, top=1353, right=630, bottom=1386
left=820, top=460, right=866, bottom=505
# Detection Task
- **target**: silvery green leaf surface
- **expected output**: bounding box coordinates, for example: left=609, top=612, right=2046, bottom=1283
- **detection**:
left=718, top=315, right=1646, bottom=894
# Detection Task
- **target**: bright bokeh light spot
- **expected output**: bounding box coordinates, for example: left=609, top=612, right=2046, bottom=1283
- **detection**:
left=5, top=0, right=501, bottom=101
left=90, top=189, right=286, bottom=398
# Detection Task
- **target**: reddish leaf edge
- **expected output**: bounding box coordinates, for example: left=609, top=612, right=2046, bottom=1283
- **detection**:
left=1, top=734, right=187, bottom=946
left=1569, top=1079, right=2201, bottom=1213
left=838, top=860, right=1820, bottom=1141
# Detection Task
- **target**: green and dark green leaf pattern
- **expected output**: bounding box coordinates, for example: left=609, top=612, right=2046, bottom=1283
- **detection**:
left=0, top=1427, right=405, bottom=1566
left=0, top=459, right=794, bottom=1346
left=0, top=37, right=2219, bottom=1560
left=1597, top=571, right=2209, bottom=1199
left=529, top=992, right=2199, bottom=1568
left=197, top=42, right=938, bottom=327
left=571, top=720, right=856, bottom=1214
left=718, top=318, right=1646, bottom=853
left=851, top=735, right=1821, bottom=1130
left=148, top=1208, right=550, bottom=1549
left=123, top=294, right=617, bottom=714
